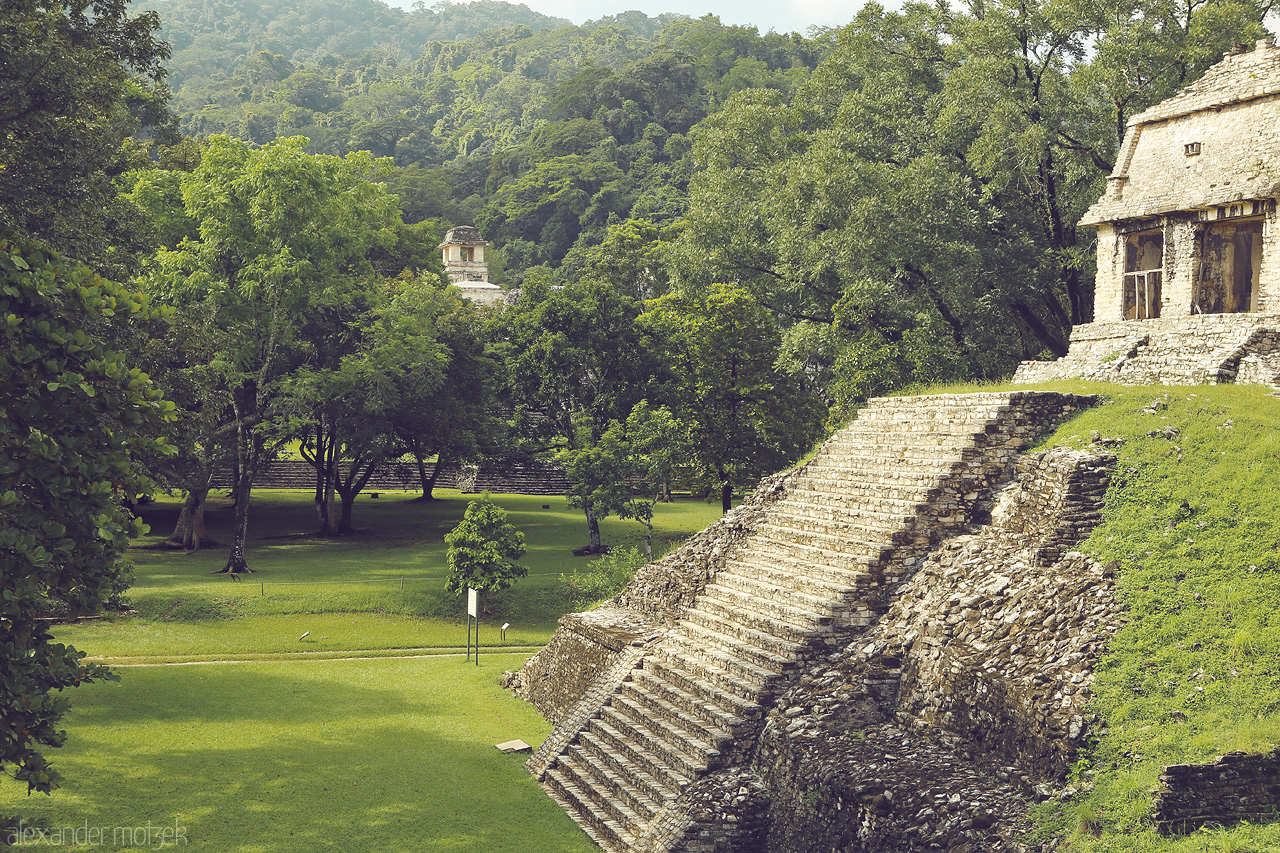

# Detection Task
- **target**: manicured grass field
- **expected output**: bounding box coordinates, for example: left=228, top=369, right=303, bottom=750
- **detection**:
left=4, top=656, right=596, bottom=852
left=64, top=490, right=723, bottom=661
left=2, top=490, right=724, bottom=850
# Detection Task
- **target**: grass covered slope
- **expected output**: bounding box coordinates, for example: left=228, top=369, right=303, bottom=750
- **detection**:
left=1029, top=384, right=1280, bottom=851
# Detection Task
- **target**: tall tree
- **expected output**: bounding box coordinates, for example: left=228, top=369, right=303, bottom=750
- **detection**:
left=143, top=135, right=401, bottom=572
left=1, top=234, right=174, bottom=794
left=503, top=277, right=658, bottom=552
left=644, top=283, right=824, bottom=512
left=382, top=280, right=497, bottom=503
left=0, top=0, right=175, bottom=275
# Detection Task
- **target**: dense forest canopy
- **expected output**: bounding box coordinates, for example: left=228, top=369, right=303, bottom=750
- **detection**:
left=138, top=0, right=828, bottom=277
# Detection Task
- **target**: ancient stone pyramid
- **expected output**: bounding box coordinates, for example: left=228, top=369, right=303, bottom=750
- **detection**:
left=525, top=391, right=1094, bottom=852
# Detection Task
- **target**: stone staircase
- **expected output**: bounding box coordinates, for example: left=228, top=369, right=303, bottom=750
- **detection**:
left=529, top=392, right=1090, bottom=852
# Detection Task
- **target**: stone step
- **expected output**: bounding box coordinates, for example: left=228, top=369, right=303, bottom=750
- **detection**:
left=758, top=512, right=915, bottom=544
left=577, top=728, right=682, bottom=805
left=800, top=455, right=967, bottom=478
left=771, top=499, right=921, bottom=527
left=698, top=582, right=834, bottom=631
left=782, top=491, right=928, bottom=517
left=618, top=679, right=734, bottom=744
left=861, top=394, right=1014, bottom=413
left=632, top=661, right=763, bottom=723
left=732, top=540, right=880, bottom=581
left=811, top=438, right=987, bottom=460
left=752, top=518, right=909, bottom=554
left=648, top=647, right=772, bottom=705
left=820, top=433, right=991, bottom=456
left=831, top=417, right=1001, bottom=437
left=710, top=571, right=837, bottom=615
left=788, top=479, right=943, bottom=505
left=796, top=467, right=953, bottom=490
left=672, top=617, right=802, bottom=672
left=719, top=559, right=889, bottom=626
left=544, top=767, right=636, bottom=853
left=557, top=751, right=657, bottom=832
left=623, top=675, right=749, bottom=739
left=604, top=696, right=721, bottom=778
left=683, top=602, right=821, bottom=652
left=586, top=717, right=692, bottom=794
left=661, top=634, right=780, bottom=687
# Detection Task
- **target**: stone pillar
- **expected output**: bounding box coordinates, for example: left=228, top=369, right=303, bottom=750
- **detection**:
left=1093, top=223, right=1125, bottom=322
left=1257, top=203, right=1280, bottom=313
left=1163, top=215, right=1198, bottom=318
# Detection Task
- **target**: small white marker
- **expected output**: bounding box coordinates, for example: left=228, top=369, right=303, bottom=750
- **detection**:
left=300, top=631, right=310, bottom=641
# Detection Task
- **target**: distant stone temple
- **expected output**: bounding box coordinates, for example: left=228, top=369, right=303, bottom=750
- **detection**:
left=438, top=225, right=505, bottom=306
left=1015, top=39, right=1280, bottom=386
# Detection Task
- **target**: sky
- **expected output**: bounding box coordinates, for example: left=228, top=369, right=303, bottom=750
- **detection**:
left=391, top=0, right=865, bottom=36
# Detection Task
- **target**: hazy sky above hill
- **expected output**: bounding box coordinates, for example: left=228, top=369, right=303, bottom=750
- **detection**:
left=391, top=0, right=859, bottom=35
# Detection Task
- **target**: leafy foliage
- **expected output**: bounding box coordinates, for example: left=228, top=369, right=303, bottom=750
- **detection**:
left=560, top=545, right=646, bottom=610
left=644, top=283, right=825, bottom=511
left=674, top=0, right=1268, bottom=408
left=444, top=492, right=526, bottom=597
left=139, top=135, right=405, bottom=569
left=146, top=5, right=826, bottom=274
left=0, top=0, right=176, bottom=275
left=0, top=233, right=174, bottom=793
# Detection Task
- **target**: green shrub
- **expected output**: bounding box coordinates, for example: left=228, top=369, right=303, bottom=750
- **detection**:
left=560, top=546, right=645, bottom=610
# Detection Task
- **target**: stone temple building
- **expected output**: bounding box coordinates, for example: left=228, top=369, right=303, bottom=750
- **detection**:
left=438, top=225, right=505, bottom=306
left=1015, top=39, right=1280, bottom=386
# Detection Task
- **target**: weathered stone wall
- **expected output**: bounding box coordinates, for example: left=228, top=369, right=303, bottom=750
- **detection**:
left=754, top=447, right=1120, bottom=853
left=611, top=467, right=801, bottom=626
left=1013, top=313, right=1280, bottom=386
left=507, top=607, right=662, bottom=724
left=1152, top=748, right=1280, bottom=834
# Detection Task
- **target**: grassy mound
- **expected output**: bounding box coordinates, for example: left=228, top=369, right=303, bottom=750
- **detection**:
left=1028, top=384, right=1280, bottom=851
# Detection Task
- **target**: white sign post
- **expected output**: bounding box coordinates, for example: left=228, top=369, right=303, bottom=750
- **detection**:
left=467, top=587, right=479, bottom=665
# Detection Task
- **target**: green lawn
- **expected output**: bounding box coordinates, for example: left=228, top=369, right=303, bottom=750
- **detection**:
left=3, top=656, right=596, bottom=852
left=2, top=490, right=724, bottom=850
left=62, top=490, right=723, bottom=662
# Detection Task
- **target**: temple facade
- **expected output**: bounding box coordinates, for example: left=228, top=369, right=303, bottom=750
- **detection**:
left=1082, top=38, right=1280, bottom=321
left=1014, top=40, right=1280, bottom=387
left=438, top=225, right=505, bottom=306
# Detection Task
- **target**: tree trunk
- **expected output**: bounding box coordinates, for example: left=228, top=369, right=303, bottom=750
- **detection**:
left=333, top=454, right=381, bottom=536
left=164, top=486, right=216, bottom=550
left=720, top=481, right=733, bottom=514
left=307, top=421, right=339, bottom=536
left=337, top=491, right=356, bottom=535
left=223, top=463, right=255, bottom=573
left=409, top=453, right=446, bottom=502
left=221, top=413, right=261, bottom=574
left=585, top=503, right=604, bottom=553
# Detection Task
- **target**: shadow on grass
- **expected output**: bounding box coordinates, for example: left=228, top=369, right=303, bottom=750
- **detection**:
left=7, top=660, right=594, bottom=852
